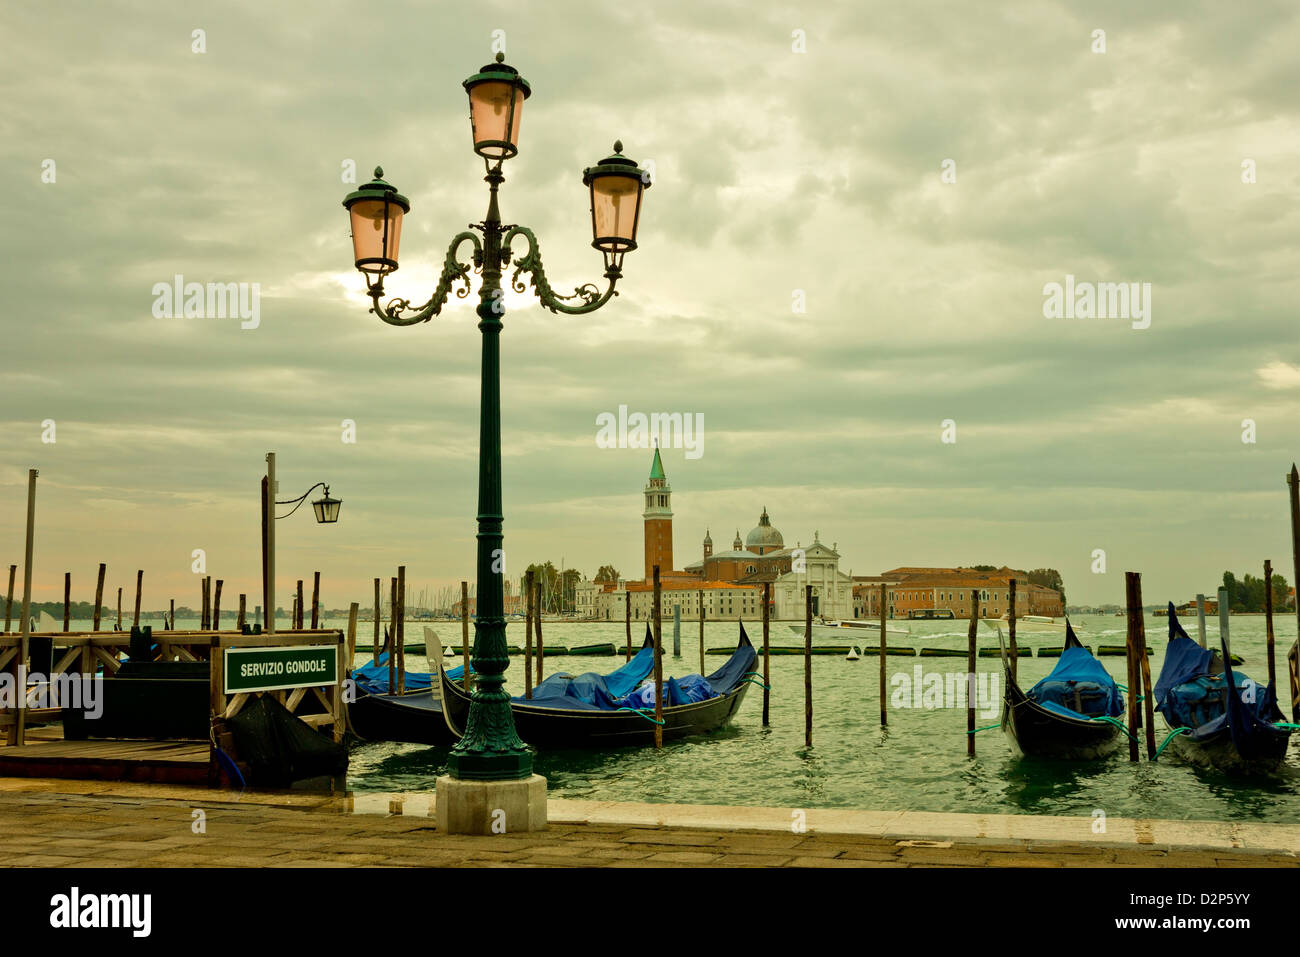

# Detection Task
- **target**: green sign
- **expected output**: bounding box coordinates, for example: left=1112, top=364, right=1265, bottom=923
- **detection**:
left=224, top=644, right=338, bottom=694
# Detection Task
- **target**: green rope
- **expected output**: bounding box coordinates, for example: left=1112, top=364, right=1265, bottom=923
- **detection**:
left=968, top=723, right=1001, bottom=734
left=1155, top=726, right=1192, bottom=759
left=739, top=676, right=771, bottom=690
left=1086, top=714, right=1138, bottom=740
left=615, top=707, right=665, bottom=726
left=1273, top=722, right=1300, bottom=731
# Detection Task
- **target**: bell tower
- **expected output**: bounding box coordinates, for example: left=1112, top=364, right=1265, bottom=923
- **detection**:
left=643, top=446, right=673, bottom=580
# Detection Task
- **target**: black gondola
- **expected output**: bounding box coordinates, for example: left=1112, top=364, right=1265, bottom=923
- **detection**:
left=434, top=623, right=757, bottom=749
left=999, top=621, right=1126, bottom=759
left=1154, top=604, right=1290, bottom=773
left=347, top=630, right=657, bottom=747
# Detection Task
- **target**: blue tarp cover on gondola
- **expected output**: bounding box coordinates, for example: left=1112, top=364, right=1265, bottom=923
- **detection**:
left=1155, top=603, right=1285, bottom=749
left=353, top=652, right=433, bottom=694
left=1026, top=621, right=1123, bottom=720
left=514, top=643, right=657, bottom=710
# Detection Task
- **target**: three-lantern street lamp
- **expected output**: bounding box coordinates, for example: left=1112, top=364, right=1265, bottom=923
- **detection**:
left=343, top=53, right=649, bottom=785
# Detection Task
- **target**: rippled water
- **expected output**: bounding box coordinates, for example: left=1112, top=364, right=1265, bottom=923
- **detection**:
left=344, top=613, right=1300, bottom=822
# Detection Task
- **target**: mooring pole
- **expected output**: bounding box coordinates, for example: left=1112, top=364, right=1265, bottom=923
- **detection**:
left=1217, top=587, right=1230, bottom=655
left=1289, top=465, right=1300, bottom=721
left=1131, top=573, right=1156, bottom=758
left=92, top=563, right=104, bottom=632
left=1265, top=560, right=1277, bottom=693
left=62, top=572, right=70, bottom=631
left=213, top=579, right=223, bottom=631
left=762, top=581, right=771, bottom=727
left=672, top=602, right=681, bottom=658
left=372, top=577, right=381, bottom=664
left=625, top=586, right=632, bottom=662
left=524, top=569, right=533, bottom=699
left=396, top=565, right=406, bottom=695
left=13, top=469, right=37, bottom=745
left=966, top=589, right=978, bottom=756
left=311, top=571, right=321, bottom=630
left=1195, top=593, right=1207, bottom=648
left=3, top=564, right=15, bottom=634
left=879, top=583, right=888, bottom=726
left=1124, top=573, right=1141, bottom=762
left=387, top=576, right=397, bottom=693
left=698, top=589, right=705, bottom=675
left=1008, top=578, right=1018, bottom=681
left=132, top=570, right=142, bottom=627
left=653, top=565, right=664, bottom=749
left=534, top=577, right=544, bottom=686
left=116, top=587, right=122, bottom=630
left=237, top=593, right=246, bottom=631
left=461, top=580, right=471, bottom=691
left=804, top=584, right=813, bottom=748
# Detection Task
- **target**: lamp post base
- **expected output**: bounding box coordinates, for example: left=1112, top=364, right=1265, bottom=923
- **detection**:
left=435, top=773, right=548, bottom=835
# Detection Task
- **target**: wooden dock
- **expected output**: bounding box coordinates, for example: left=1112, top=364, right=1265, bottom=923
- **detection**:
left=0, top=737, right=210, bottom=785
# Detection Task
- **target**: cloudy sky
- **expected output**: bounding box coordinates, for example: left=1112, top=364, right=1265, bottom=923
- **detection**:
left=2, top=0, right=1299, bottom=612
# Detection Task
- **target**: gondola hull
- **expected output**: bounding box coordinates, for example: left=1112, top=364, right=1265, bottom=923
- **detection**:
left=1158, top=719, right=1289, bottom=774
left=439, top=672, right=751, bottom=749
left=348, top=688, right=456, bottom=746
left=1001, top=671, right=1122, bottom=760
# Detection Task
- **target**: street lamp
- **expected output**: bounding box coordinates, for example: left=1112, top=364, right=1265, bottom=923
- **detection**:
left=262, top=452, right=341, bottom=635
left=342, top=52, right=649, bottom=798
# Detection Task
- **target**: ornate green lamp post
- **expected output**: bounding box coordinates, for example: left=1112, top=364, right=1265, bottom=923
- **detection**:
left=343, top=54, right=649, bottom=801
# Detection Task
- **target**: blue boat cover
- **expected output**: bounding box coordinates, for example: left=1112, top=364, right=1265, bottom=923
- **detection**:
left=1026, top=620, right=1123, bottom=720
left=352, top=652, right=433, bottom=694
left=1154, top=603, right=1285, bottom=750
left=513, top=623, right=757, bottom=712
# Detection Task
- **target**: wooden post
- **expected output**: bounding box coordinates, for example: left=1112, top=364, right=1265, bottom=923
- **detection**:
left=804, top=584, right=813, bottom=748
left=116, top=587, right=122, bottom=630
left=698, top=589, right=704, bottom=676
left=1195, top=593, right=1208, bottom=648
left=524, top=570, right=534, bottom=699
left=762, top=582, right=771, bottom=727
left=12, top=469, right=37, bottom=745
left=3, top=564, right=14, bottom=633
left=346, top=602, right=359, bottom=667
left=1217, top=587, right=1230, bottom=650
left=311, top=571, right=320, bottom=630
left=879, top=583, right=888, bottom=726
left=1289, top=465, right=1300, bottom=720
left=460, top=580, right=471, bottom=691
left=534, top=578, right=544, bottom=686
left=653, top=566, right=664, bottom=749
left=372, top=578, right=381, bottom=664
left=213, top=579, right=223, bottom=631
left=201, top=576, right=210, bottom=630
left=1123, top=573, right=1141, bottom=762
left=132, top=569, right=142, bottom=627
left=1265, top=560, right=1277, bottom=693
left=92, top=563, right=104, bottom=632
left=1130, top=573, right=1157, bottom=759
left=387, top=577, right=397, bottom=692
left=396, top=566, right=406, bottom=694
left=624, top=586, right=632, bottom=662
left=62, top=572, right=71, bottom=631
left=297, top=580, right=306, bottom=630
left=168, top=598, right=175, bottom=631
left=237, top=593, right=246, bottom=631
left=1008, top=578, right=1018, bottom=681
left=260, top=473, right=270, bottom=632
left=966, top=589, right=978, bottom=756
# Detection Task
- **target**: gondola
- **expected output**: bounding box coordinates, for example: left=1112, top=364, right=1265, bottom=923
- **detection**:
left=347, top=631, right=655, bottom=747
left=999, top=620, right=1125, bottom=759
left=1153, top=603, right=1290, bottom=772
left=434, top=622, right=757, bottom=749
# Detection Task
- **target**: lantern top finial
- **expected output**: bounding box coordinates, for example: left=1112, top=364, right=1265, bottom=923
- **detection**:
left=613, top=140, right=623, bottom=153
left=495, top=51, right=505, bottom=63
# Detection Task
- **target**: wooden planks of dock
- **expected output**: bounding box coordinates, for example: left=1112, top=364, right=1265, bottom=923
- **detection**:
left=0, top=732, right=209, bottom=785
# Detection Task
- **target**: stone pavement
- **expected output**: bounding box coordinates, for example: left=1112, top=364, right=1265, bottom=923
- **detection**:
left=0, top=777, right=1295, bottom=867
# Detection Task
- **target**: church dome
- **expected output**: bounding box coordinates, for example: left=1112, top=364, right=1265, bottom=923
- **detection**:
left=745, top=507, right=783, bottom=551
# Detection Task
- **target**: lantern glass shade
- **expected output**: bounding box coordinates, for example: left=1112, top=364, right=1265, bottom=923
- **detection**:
left=467, top=80, right=524, bottom=159
left=312, top=494, right=342, bottom=524
left=348, top=197, right=405, bottom=276
left=589, top=173, right=643, bottom=256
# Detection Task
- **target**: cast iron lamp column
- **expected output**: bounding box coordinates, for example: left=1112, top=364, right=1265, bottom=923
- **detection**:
left=343, top=53, right=649, bottom=783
